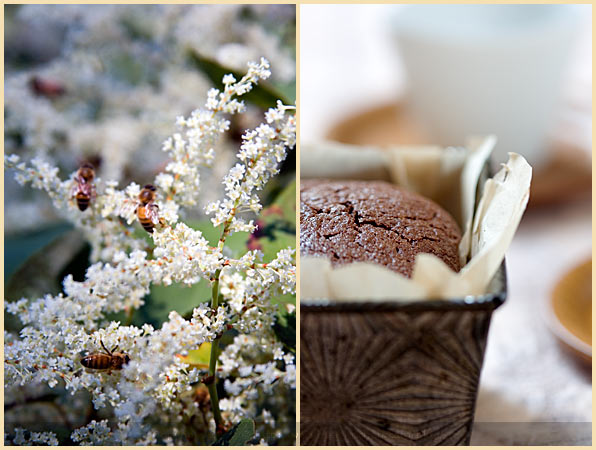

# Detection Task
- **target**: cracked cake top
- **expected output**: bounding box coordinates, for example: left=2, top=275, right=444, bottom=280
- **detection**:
left=300, top=179, right=462, bottom=278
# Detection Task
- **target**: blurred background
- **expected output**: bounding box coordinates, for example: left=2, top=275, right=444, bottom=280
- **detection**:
left=301, top=4, right=591, bottom=445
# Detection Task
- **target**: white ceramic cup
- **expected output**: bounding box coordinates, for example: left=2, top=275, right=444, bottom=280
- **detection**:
left=391, top=5, right=582, bottom=167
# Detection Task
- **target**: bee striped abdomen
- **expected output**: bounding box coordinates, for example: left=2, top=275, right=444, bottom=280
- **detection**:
left=137, top=206, right=154, bottom=233
left=140, top=221, right=154, bottom=233
left=81, top=354, right=111, bottom=370
left=76, top=193, right=90, bottom=211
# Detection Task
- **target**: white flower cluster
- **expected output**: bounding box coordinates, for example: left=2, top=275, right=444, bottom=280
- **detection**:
left=5, top=428, right=59, bottom=446
left=159, top=57, right=272, bottom=210
left=206, top=99, right=296, bottom=234
left=6, top=155, right=70, bottom=208
left=5, top=60, right=296, bottom=445
left=222, top=247, right=296, bottom=316
left=5, top=5, right=295, bottom=233
left=70, top=420, right=113, bottom=445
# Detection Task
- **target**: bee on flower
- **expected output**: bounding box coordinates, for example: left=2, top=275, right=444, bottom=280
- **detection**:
left=116, top=184, right=163, bottom=233
left=71, top=163, right=97, bottom=211
left=135, top=184, right=161, bottom=233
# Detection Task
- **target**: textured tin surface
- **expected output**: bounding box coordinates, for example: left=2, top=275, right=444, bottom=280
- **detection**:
left=300, top=267, right=506, bottom=446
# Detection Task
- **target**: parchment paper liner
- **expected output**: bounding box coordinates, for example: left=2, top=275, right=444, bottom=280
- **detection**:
left=301, top=136, right=532, bottom=301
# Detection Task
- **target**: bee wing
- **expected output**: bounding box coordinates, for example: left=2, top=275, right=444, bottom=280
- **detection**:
left=80, top=182, right=93, bottom=196
left=117, top=199, right=137, bottom=221
left=69, top=178, right=80, bottom=196
left=147, top=204, right=160, bottom=224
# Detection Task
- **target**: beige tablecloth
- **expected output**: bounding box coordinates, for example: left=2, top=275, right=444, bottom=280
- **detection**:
left=472, top=199, right=592, bottom=445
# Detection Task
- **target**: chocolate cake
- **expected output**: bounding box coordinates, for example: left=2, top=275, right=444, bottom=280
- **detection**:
left=300, top=180, right=462, bottom=277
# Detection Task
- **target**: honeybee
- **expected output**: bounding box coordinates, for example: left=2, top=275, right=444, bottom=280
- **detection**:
left=136, top=184, right=160, bottom=233
left=80, top=339, right=130, bottom=371
left=71, top=163, right=96, bottom=211
left=194, top=385, right=211, bottom=409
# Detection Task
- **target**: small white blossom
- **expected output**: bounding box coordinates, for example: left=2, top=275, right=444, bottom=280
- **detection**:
left=222, top=73, right=237, bottom=84
left=71, top=420, right=113, bottom=445
left=9, top=428, right=59, bottom=446
left=6, top=153, right=20, bottom=164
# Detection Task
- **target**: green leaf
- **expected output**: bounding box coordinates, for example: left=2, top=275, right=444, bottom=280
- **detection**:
left=5, top=229, right=87, bottom=332
left=177, top=342, right=219, bottom=369
left=274, top=179, right=296, bottom=225
left=262, top=179, right=296, bottom=230
left=260, top=229, right=295, bottom=263
left=187, top=220, right=250, bottom=257
left=5, top=228, right=84, bottom=302
left=271, top=293, right=295, bottom=308
left=188, top=51, right=292, bottom=109
left=274, top=81, right=296, bottom=104
left=5, top=223, right=72, bottom=280
left=213, top=418, right=255, bottom=446
left=131, top=225, right=155, bottom=246
left=144, top=280, right=212, bottom=328
left=273, top=311, right=296, bottom=355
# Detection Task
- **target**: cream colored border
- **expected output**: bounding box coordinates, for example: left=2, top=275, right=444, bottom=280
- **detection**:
left=295, top=2, right=301, bottom=446
left=2, top=3, right=6, bottom=444
left=2, top=0, right=595, bottom=448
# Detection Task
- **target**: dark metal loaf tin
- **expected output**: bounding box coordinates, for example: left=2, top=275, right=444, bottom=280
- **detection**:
left=300, top=157, right=506, bottom=446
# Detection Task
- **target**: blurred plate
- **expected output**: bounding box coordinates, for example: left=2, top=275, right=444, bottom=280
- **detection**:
left=547, top=259, right=592, bottom=365
left=326, top=101, right=592, bottom=208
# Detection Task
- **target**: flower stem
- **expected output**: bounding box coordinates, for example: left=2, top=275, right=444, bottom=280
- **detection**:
left=207, top=227, right=229, bottom=434
left=207, top=268, right=224, bottom=433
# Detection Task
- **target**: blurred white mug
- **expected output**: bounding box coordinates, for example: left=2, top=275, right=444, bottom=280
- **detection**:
left=392, top=5, right=582, bottom=167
